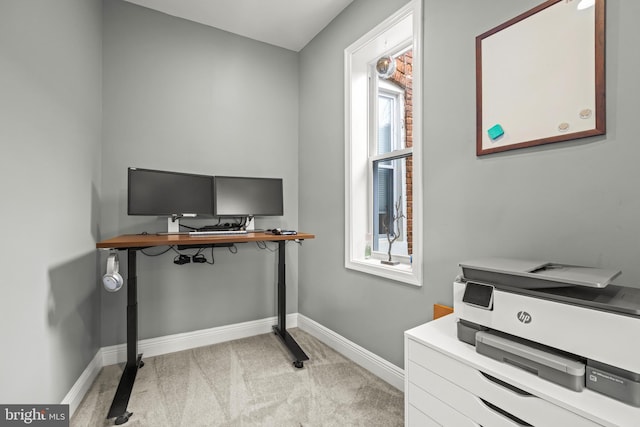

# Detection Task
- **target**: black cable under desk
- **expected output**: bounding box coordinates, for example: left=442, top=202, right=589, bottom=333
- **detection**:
left=96, top=232, right=315, bottom=425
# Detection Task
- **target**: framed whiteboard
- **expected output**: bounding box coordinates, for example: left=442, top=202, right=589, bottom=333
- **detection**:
left=476, top=0, right=605, bottom=156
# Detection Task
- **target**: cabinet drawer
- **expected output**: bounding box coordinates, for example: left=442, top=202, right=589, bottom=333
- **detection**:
left=408, top=340, right=601, bottom=426
left=408, top=383, right=479, bottom=427
left=410, top=363, right=533, bottom=426
left=407, top=404, right=440, bottom=427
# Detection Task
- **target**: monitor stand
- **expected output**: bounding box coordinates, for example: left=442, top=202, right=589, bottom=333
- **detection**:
left=245, top=216, right=255, bottom=231
left=167, top=216, right=180, bottom=233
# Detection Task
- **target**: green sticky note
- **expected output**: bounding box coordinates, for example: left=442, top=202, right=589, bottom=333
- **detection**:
left=488, top=124, right=504, bottom=140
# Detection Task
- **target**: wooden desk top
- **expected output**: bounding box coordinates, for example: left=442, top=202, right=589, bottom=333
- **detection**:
left=96, top=232, right=315, bottom=249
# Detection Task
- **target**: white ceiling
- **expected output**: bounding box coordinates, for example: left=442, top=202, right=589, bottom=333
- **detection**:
left=123, top=0, right=354, bottom=52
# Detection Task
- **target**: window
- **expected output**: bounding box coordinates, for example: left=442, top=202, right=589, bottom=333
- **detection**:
left=345, top=0, right=422, bottom=286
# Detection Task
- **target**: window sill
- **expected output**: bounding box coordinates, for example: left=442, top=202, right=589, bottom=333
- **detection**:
left=346, top=257, right=421, bottom=287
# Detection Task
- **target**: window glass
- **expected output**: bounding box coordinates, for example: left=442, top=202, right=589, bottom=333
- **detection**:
left=378, top=95, right=394, bottom=154
left=373, top=156, right=410, bottom=256
left=371, top=49, right=413, bottom=258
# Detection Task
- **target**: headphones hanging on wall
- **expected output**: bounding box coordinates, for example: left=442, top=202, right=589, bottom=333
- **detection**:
left=103, top=252, right=124, bottom=292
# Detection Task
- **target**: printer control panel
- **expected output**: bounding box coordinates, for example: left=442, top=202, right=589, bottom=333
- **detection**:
left=462, top=282, right=494, bottom=310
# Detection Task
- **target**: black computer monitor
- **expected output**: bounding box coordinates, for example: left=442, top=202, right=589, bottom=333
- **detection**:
left=213, top=176, right=283, bottom=217
left=128, top=167, right=214, bottom=216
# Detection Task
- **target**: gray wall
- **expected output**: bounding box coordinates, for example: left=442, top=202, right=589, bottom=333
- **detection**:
left=0, top=0, right=102, bottom=403
left=101, top=0, right=300, bottom=346
left=3, top=0, right=638, bottom=405
left=299, top=0, right=640, bottom=368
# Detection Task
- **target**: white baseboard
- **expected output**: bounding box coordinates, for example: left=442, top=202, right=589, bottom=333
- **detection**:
left=62, top=350, right=103, bottom=417
left=101, top=314, right=298, bottom=366
left=64, top=313, right=404, bottom=418
left=297, top=314, right=404, bottom=390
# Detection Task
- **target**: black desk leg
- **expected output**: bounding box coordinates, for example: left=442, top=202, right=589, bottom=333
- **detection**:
left=107, top=249, right=143, bottom=425
left=272, top=240, right=309, bottom=368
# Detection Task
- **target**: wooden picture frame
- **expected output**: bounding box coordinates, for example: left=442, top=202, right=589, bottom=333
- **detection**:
left=476, top=0, right=605, bottom=156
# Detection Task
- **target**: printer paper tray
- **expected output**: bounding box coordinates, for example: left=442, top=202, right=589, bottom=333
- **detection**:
left=476, top=330, right=585, bottom=392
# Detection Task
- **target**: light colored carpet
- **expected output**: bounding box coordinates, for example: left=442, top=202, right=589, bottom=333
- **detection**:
left=71, top=328, right=404, bottom=426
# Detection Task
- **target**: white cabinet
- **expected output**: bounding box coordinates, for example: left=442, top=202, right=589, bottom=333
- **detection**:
left=405, top=315, right=640, bottom=427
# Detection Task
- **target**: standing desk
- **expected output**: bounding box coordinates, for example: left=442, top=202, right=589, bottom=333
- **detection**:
left=96, top=232, right=315, bottom=425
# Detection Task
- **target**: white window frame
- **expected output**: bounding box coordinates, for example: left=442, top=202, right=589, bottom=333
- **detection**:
left=344, top=0, right=422, bottom=286
left=373, top=82, right=408, bottom=256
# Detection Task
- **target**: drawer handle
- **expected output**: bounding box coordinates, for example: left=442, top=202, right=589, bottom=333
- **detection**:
left=480, top=372, right=533, bottom=396
left=480, top=398, right=533, bottom=426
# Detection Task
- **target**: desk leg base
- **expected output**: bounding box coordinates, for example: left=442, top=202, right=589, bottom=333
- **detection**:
left=114, top=412, right=132, bottom=426
left=273, top=326, right=309, bottom=368
left=107, top=353, right=143, bottom=424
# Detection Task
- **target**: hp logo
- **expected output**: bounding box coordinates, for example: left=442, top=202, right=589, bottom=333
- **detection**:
left=517, top=311, right=532, bottom=324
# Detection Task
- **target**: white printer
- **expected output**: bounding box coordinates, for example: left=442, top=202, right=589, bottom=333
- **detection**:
left=453, top=258, right=640, bottom=407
